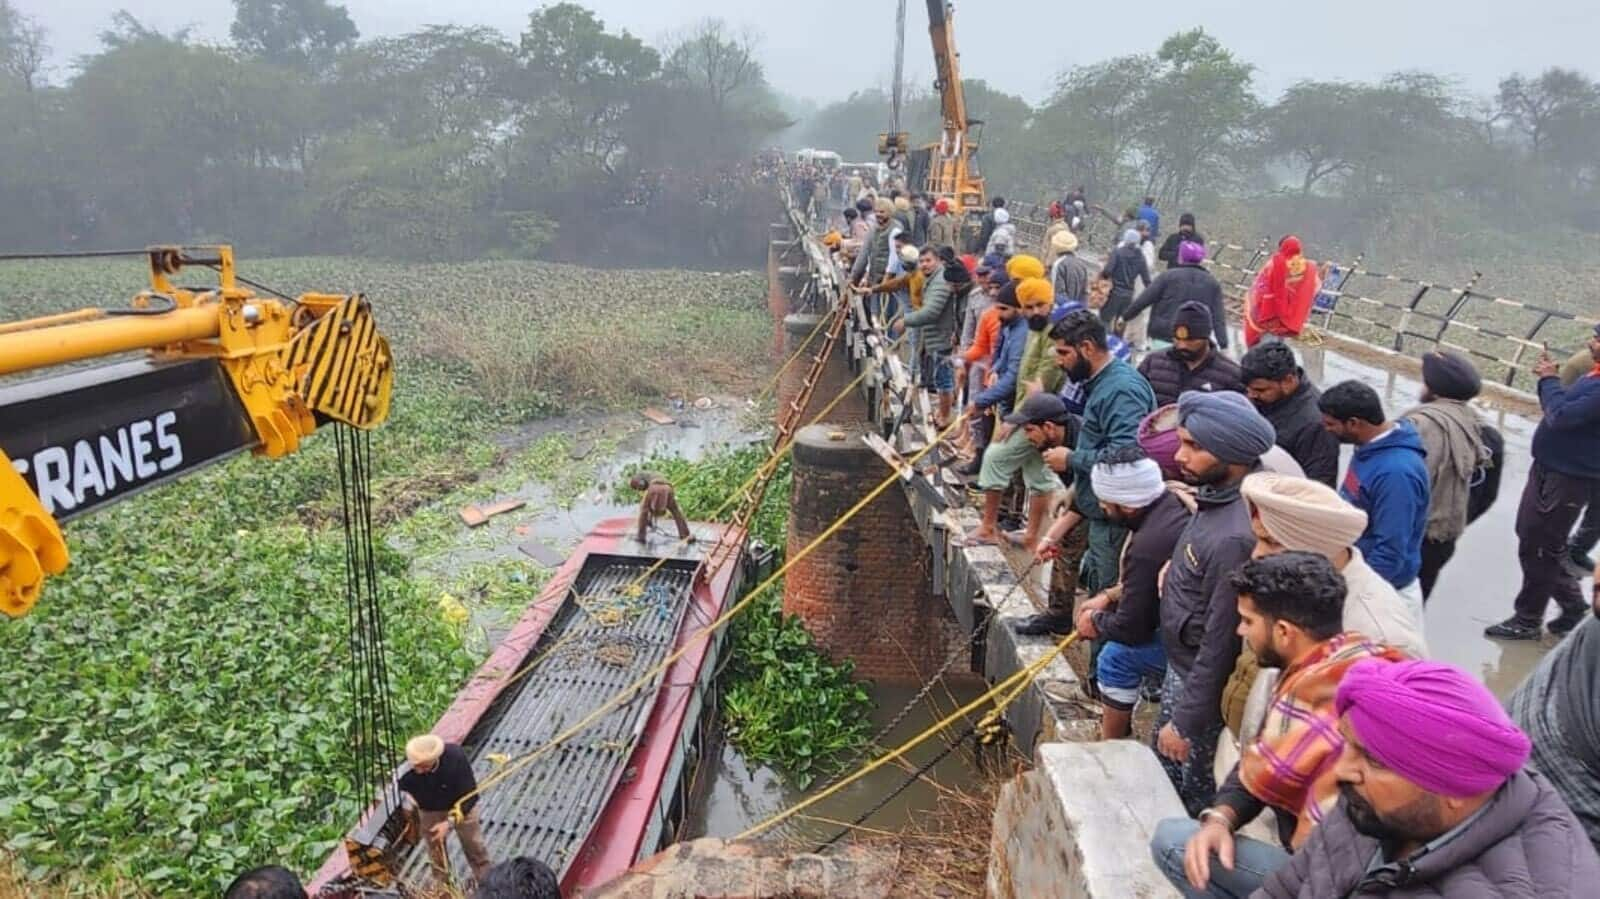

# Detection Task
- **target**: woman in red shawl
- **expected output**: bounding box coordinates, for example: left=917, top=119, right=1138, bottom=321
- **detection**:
left=1245, top=235, right=1321, bottom=347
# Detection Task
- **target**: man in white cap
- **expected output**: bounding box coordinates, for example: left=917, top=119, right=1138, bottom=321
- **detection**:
left=1074, top=445, right=1193, bottom=739
left=399, top=733, right=492, bottom=884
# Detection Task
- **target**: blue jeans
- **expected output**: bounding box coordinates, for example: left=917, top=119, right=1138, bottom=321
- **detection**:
left=1095, top=639, right=1167, bottom=710
left=925, top=351, right=955, bottom=392
left=1150, top=817, right=1289, bottom=899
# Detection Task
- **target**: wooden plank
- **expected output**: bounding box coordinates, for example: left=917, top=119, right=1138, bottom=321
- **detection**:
left=641, top=407, right=676, bottom=426
left=459, top=498, right=526, bottom=527
left=517, top=540, right=567, bottom=568
left=861, top=433, right=915, bottom=481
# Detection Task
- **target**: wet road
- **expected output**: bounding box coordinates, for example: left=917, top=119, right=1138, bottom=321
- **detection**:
left=1303, top=345, right=1558, bottom=697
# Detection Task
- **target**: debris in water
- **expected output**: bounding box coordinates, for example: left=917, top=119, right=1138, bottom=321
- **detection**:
left=460, top=498, right=526, bottom=527
left=517, top=541, right=566, bottom=567
left=642, top=407, right=677, bottom=425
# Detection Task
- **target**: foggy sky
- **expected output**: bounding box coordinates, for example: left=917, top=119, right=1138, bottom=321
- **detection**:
left=18, top=0, right=1596, bottom=105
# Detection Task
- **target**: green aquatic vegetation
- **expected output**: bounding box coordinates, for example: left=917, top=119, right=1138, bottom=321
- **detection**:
left=0, top=256, right=772, bottom=894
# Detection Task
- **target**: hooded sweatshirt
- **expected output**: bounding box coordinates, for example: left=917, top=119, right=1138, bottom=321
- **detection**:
left=1532, top=369, right=1600, bottom=480
left=1339, top=421, right=1430, bottom=588
left=1402, top=399, right=1487, bottom=542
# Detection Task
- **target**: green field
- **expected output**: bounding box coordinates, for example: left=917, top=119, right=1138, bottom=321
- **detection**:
left=0, top=257, right=771, bottom=895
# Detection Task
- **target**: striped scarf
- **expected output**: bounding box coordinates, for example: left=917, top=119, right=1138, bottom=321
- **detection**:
left=1238, top=632, right=1404, bottom=847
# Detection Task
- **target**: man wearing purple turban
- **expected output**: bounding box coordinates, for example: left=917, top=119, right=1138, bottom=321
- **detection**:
left=1254, top=659, right=1600, bottom=898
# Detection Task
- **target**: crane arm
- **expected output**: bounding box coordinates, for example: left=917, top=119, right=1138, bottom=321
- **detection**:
left=926, top=0, right=967, bottom=149
left=0, top=246, right=393, bottom=616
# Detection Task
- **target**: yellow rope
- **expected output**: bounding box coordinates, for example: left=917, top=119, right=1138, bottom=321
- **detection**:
left=733, top=631, right=1081, bottom=841
left=754, top=304, right=838, bottom=403
left=449, top=409, right=969, bottom=821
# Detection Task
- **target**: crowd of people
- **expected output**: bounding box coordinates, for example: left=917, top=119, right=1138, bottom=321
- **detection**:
left=812, top=173, right=1600, bottom=897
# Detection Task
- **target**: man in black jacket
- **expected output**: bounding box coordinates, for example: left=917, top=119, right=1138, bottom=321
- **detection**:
left=1121, top=241, right=1229, bottom=350
left=1074, top=446, right=1192, bottom=739
left=1155, top=391, right=1277, bottom=815
left=1240, top=341, right=1341, bottom=488
left=1137, top=302, right=1244, bottom=406
left=1157, top=212, right=1205, bottom=269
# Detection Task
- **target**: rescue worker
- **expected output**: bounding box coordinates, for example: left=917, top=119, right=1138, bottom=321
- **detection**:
left=400, top=734, right=493, bottom=885
left=629, top=472, right=693, bottom=545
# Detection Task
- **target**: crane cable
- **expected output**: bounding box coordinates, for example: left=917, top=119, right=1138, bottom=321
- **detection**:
left=447, top=408, right=968, bottom=823
left=334, top=423, right=403, bottom=816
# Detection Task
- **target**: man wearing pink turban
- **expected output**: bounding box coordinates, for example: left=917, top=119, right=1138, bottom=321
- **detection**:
left=1253, top=659, right=1600, bottom=897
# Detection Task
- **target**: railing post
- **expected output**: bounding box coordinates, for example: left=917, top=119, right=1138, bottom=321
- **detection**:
left=1508, top=311, right=1555, bottom=387
left=1393, top=284, right=1431, bottom=352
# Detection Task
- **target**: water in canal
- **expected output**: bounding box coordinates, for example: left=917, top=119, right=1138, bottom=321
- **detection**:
left=684, top=678, right=994, bottom=846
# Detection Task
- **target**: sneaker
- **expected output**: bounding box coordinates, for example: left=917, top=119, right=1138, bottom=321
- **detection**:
left=1483, top=617, right=1543, bottom=641
left=1547, top=609, right=1587, bottom=637
left=1011, top=613, right=1075, bottom=636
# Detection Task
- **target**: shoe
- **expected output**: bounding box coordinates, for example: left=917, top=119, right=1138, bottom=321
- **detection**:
left=1548, top=609, right=1587, bottom=637
left=1569, top=548, right=1596, bottom=572
left=1011, top=613, right=1074, bottom=636
left=1483, top=617, right=1543, bottom=641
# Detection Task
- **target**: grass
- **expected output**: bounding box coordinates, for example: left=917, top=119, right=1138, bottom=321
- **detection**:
left=0, top=255, right=772, bottom=895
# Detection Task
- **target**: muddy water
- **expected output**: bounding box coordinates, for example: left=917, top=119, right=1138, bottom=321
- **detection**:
left=684, top=679, right=992, bottom=847
left=1301, top=345, right=1554, bottom=697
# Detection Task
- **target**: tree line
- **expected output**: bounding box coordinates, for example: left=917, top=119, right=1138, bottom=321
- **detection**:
left=788, top=30, right=1600, bottom=259
left=0, top=0, right=788, bottom=263
left=5, top=5, right=1597, bottom=265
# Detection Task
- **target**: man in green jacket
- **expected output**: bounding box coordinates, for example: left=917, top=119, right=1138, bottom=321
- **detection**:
left=896, top=248, right=964, bottom=426
left=1019, top=309, right=1157, bottom=634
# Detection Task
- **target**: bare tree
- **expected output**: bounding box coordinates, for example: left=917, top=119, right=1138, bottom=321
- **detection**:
left=0, top=0, right=48, bottom=92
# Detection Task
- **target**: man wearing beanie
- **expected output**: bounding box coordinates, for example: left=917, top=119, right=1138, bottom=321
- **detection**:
left=399, top=733, right=493, bottom=884
left=1252, top=659, right=1600, bottom=897
left=1137, top=301, right=1245, bottom=406
left=1240, top=342, right=1340, bottom=487
left=1154, top=390, right=1276, bottom=814
left=927, top=197, right=958, bottom=252
left=1487, top=325, right=1600, bottom=640
left=1318, top=380, right=1430, bottom=612
left=1400, top=350, right=1490, bottom=601
left=1073, top=446, right=1193, bottom=738
left=1157, top=212, right=1206, bottom=270
left=1153, top=552, right=1408, bottom=898
left=1122, top=237, right=1229, bottom=350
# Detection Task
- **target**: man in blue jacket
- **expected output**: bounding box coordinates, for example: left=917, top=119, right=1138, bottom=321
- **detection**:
left=1486, top=326, right=1600, bottom=640
left=956, top=283, right=1027, bottom=538
left=1138, top=195, right=1160, bottom=240
left=1318, top=380, right=1430, bottom=617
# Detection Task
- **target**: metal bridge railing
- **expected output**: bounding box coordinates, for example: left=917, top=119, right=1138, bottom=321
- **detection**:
left=1207, top=241, right=1596, bottom=392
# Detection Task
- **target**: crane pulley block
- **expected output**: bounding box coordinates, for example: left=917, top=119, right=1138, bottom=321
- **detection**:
left=0, top=245, right=394, bottom=616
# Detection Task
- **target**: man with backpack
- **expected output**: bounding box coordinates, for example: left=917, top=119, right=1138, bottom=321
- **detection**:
left=1401, top=351, right=1491, bottom=601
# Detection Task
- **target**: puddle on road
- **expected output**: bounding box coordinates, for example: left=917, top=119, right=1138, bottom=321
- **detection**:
left=1303, top=345, right=1555, bottom=696
left=685, top=679, right=993, bottom=847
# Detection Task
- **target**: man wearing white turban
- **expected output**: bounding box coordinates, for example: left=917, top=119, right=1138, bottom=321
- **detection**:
left=1076, top=445, right=1194, bottom=739
left=1219, top=472, right=1430, bottom=737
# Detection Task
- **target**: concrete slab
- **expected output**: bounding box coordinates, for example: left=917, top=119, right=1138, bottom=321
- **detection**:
left=987, top=742, right=1184, bottom=899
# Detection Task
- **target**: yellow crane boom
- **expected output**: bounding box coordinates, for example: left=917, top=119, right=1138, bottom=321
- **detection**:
left=0, top=246, right=393, bottom=616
